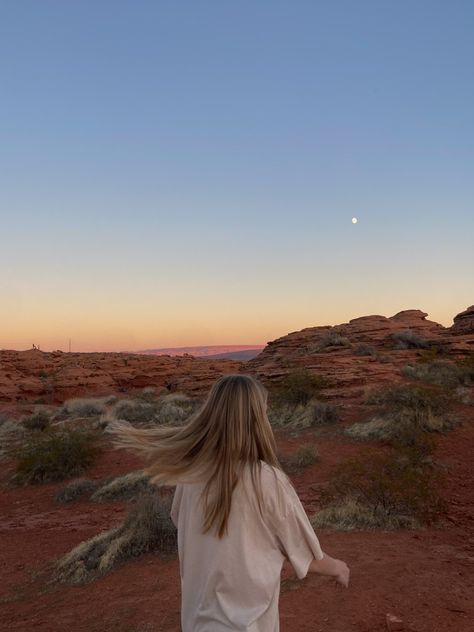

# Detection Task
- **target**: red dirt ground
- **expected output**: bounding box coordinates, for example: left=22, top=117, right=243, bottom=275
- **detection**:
left=1, top=413, right=473, bottom=632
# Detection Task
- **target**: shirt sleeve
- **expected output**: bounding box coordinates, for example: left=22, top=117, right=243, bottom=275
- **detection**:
left=270, top=473, right=324, bottom=580
left=170, top=484, right=183, bottom=527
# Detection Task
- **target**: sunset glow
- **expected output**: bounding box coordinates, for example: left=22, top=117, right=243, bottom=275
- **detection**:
left=1, top=3, right=473, bottom=352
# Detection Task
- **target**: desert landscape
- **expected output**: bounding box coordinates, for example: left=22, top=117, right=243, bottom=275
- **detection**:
left=1, top=305, right=473, bottom=632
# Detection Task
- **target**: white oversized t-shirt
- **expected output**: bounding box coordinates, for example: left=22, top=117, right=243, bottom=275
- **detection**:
left=170, top=460, right=324, bottom=632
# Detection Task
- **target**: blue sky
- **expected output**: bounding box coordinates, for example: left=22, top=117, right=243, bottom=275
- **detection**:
left=1, top=1, right=473, bottom=350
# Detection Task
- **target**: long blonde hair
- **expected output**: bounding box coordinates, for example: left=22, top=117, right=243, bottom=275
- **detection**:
left=108, top=374, right=284, bottom=537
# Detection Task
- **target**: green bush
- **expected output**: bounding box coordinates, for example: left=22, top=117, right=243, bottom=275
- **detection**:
left=15, top=427, right=100, bottom=484
left=275, top=369, right=328, bottom=406
left=55, top=492, right=177, bottom=584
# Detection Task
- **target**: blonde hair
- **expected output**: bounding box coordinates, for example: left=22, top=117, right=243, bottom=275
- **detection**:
left=108, top=374, right=284, bottom=537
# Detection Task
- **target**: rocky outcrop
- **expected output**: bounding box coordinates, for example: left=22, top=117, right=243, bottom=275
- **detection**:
left=0, top=349, right=240, bottom=406
left=245, top=307, right=473, bottom=400
left=450, top=305, right=474, bottom=335
left=1, top=307, right=472, bottom=409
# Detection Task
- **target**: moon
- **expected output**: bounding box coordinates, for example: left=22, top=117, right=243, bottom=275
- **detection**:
left=352, top=217, right=358, bottom=224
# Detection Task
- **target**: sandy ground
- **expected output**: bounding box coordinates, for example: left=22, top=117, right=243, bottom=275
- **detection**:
left=1, top=414, right=473, bottom=632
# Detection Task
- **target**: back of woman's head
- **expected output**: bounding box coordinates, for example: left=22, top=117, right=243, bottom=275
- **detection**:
left=109, top=374, right=282, bottom=537
left=193, top=374, right=276, bottom=467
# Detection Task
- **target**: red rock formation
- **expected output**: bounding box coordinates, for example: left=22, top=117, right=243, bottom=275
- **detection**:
left=245, top=308, right=473, bottom=399
left=0, top=349, right=240, bottom=406
left=450, top=305, right=474, bottom=335
left=1, top=307, right=472, bottom=408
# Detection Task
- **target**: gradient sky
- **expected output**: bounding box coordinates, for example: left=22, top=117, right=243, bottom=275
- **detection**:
left=1, top=1, right=473, bottom=351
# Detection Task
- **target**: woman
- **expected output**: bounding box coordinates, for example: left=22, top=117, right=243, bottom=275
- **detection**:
left=110, top=374, right=349, bottom=631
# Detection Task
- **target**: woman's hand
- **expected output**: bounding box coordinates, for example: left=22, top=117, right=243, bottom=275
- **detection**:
left=334, top=559, right=350, bottom=588
left=308, top=553, right=350, bottom=588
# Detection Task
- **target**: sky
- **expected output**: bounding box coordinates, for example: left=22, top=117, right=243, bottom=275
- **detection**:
left=1, top=1, right=473, bottom=352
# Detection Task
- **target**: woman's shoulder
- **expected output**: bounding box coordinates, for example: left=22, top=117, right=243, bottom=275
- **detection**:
left=258, top=460, right=293, bottom=492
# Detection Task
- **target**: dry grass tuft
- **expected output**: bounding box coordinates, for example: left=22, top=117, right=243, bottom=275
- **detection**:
left=313, top=332, right=351, bottom=351
left=55, top=478, right=98, bottom=503
left=391, top=329, right=429, bottom=349
left=111, top=393, right=200, bottom=426
left=269, top=399, right=340, bottom=429
left=0, top=416, right=24, bottom=461
left=54, top=492, right=177, bottom=584
left=14, top=426, right=100, bottom=484
left=22, top=407, right=52, bottom=431
left=279, top=445, right=320, bottom=474
left=348, top=384, right=458, bottom=444
left=91, top=471, right=152, bottom=502
left=311, top=446, right=445, bottom=531
left=402, top=359, right=474, bottom=388
left=59, top=397, right=112, bottom=419
left=354, top=344, right=376, bottom=357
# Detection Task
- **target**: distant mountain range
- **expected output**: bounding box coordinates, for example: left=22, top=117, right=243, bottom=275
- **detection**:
left=134, top=345, right=265, bottom=361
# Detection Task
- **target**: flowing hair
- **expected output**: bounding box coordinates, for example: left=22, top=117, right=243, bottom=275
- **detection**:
left=108, top=374, right=284, bottom=538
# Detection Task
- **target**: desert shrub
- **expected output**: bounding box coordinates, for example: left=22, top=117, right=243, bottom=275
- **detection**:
left=354, top=344, right=376, bottom=357
left=391, top=329, right=429, bottom=350
left=55, top=492, right=177, bottom=584
left=55, top=478, right=98, bottom=503
left=419, top=345, right=449, bottom=363
left=279, top=445, right=319, bottom=474
left=401, top=360, right=468, bottom=388
left=268, top=399, right=339, bottom=429
left=311, top=401, right=340, bottom=425
left=22, top=408, right=51, bottom=431
left=134, top=386, right=158, bottom=402
left=60, top=397, right=110, bottom=419
left=0, top=417, right=24, bottom=461
left=156, top=393, right=201, bottom=424
left=14, top=426, right=100, bottom=484
left=274, top=369, right=328, bottom=406
left=454, top=386, right=474, bottom=405
left=112, top=393, right=199, bottom=426
left=349, top=384, right=457, bottom=444
left=364, top=383, right=451, bottom=412
left=113, top=399, right=158, bottom=424
left=312, top=448, right=445, bottom=530
left=315, top=332, right=351, bottom=351
left=456, top=354, right=474, bottom=384
left=91, top=471, right=152, bottom=502
left=312, top=498, right=419, bottom=530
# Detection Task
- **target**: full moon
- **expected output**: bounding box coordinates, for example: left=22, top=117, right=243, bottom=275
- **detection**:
left=352, top=217, right=358, bottom=224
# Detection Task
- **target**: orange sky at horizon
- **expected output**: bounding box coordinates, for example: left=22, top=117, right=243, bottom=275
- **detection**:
left=1, top=298, right=465, bottom=353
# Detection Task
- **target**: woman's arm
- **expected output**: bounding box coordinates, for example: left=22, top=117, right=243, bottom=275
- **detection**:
left=308, top=552, right=350, bottom=587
